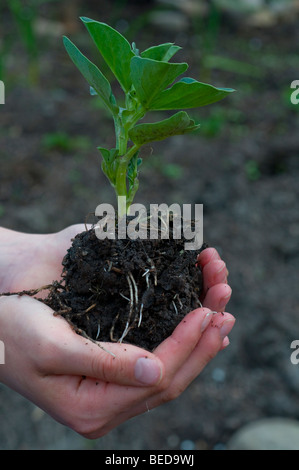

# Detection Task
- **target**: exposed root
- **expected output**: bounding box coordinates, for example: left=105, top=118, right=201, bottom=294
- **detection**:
left=172, top=300, right=178, bottom=315
left=111, top=266, right=123, bottom=274
left=110, top=314, right=120, bottom=342
left=128, top=272, right=136, bottom=302
left=138, top=303, right=144, bottom=328
left=113, top=270, right=146, bottom=342
left=120, top=292, right=130, bottom=302
left=67, top=318, right=116, bottom=357
left=84, top=211, right=96, bottom=231
left=118, top=272, right=136, bottom=343
left=173, top=293, right=183, bottom=309
left=0, top=282, right=62, bottom=298
left=95, top=322, right=101, bottom=340
left=118, top=321, right=130, bottom=343
left=84, top=303, right=97, bottom=313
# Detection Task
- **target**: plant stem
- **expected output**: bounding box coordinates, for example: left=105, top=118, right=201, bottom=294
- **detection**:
left=114, top=115, right=128, bottom=155
left=113, top=105, right=144, bottom=217
left=127, top=178, right=139, bottom=213
left=115, top=144, right=140, bottom=217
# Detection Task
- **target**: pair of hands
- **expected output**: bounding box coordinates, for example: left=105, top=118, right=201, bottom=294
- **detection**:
left=0, top=225, right=234, bottom=439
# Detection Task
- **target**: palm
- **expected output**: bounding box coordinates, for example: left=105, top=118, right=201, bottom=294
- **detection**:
left=2, top=225, right=85, bottom=293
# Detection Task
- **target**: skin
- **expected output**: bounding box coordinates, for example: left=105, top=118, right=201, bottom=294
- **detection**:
left=0, top=225, right=235, bottom=439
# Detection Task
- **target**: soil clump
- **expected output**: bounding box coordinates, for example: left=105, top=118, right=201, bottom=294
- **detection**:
left=45, top=226, right=204, bottom=351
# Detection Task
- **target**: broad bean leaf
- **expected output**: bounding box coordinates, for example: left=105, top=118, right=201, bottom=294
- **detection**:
left=130, top=56, right=188, bottom=109
left=81, top=17, right=134, bottom=93
left=151, top=77, right=235, bottom=110
left=98, top=147, right=119, bottom=184
left=63, top=36, right=116, bottom=113
left=127, top=152, right=142, bottom=189
left=129, top=111, right=200, bottom=146
left=141, top=43, right=181, bottom=62
left=98, top=147, right=119, bottom=164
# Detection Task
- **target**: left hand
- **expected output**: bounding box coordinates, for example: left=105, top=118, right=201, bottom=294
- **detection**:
left=0, top=225, right=234, bottom=438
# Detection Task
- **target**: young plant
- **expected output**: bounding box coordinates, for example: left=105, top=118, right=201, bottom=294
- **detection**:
left=63, top=17, right=234, bottom=217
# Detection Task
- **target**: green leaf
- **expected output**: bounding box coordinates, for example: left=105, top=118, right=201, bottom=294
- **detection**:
left=98, top=147, right=119, bottom=185
left=130, top=56, right=188, bottom=109
left=150, top=78, right=235, bottom=110
left=80, top=17, right=134, bottom=93
left=127, top=151, right=141, bottom=188
left=98, top=147, right=118, bottom=164
left=63, top=36, right=116, bottom=113
left=129, top=111, right=200, bottom=146
left=141, top=43, right=181, bottom=62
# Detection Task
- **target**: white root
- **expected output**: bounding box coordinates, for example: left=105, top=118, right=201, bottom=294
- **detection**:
left=120, top=292, right=130, bottom=302
left=138, top=303, right=144, bottom=328
left=118, top=272, right=138, bottom=343
left=173, top=293, right=183, bottom=309
left=129, top=271, right=139, bottom=307
left=172, top=300, right=178, bottom=315
left=96, top=322, right=101, bottom=340
left=119, top=321, right=130, bottom=343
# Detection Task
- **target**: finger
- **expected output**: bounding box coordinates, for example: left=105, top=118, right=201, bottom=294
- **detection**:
left=45, top=331, right=164, bottom=388
left=202, top=259, right=228, bottom=292
left=49, top=224, right=89, bottom=261
left=130, top=311, right=235, bottom=417
left=221, top=336, right=230, bottom=350
left=57, top=224, right=90, bottom=241
left=176, top=311, right=235, bottom=380
left=202, top=283, right=232, bottom=311
left=156, top=312, right=235, bottom=400
left=81, top=312, right=234, bottom=436
left=197, top=247, right=220, bottom=268
left=6, top=295, right=164, bottom=388
left=153, top=308, right=213, bottom=381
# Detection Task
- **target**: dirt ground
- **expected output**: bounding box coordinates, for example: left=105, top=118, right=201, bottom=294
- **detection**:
left=1, top=0, right=299, bottom=450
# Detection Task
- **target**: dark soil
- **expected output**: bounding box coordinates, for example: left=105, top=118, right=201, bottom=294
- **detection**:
left=44, top=226, right=204, bottom=351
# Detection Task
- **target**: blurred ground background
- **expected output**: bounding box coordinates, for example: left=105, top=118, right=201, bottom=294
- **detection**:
left=1, top=0, right=299, bottom=450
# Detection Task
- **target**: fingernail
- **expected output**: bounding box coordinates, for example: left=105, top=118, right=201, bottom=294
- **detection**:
left=135, top=357, right=162, bottom=385
left=220, top=319, right=235, bottom=340
left=211, top=249, right=221, bottom=260
left=222, top=337, right=230, bottom=349
left=217, top=261, right=226, bottom=273
left=201, top=311, right=213, bottom=333
left=219, top=291, right=232, bottom=311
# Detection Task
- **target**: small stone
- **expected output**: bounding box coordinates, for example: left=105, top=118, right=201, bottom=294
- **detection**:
left=212, top=367, right=226, bottom=383
left=227, top=418, right=299, bottom=450
left=180, top=439, right=195, bottom=450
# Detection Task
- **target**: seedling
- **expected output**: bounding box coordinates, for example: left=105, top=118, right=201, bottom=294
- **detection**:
left=16, top=17, right=237, bottom=351
left=3, top=17, right=236, bottom=353
left=63, top=17, right=234, bottom=217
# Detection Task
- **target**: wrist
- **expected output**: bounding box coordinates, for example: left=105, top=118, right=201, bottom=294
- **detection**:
left=0, top=228, right=46, bottom=292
